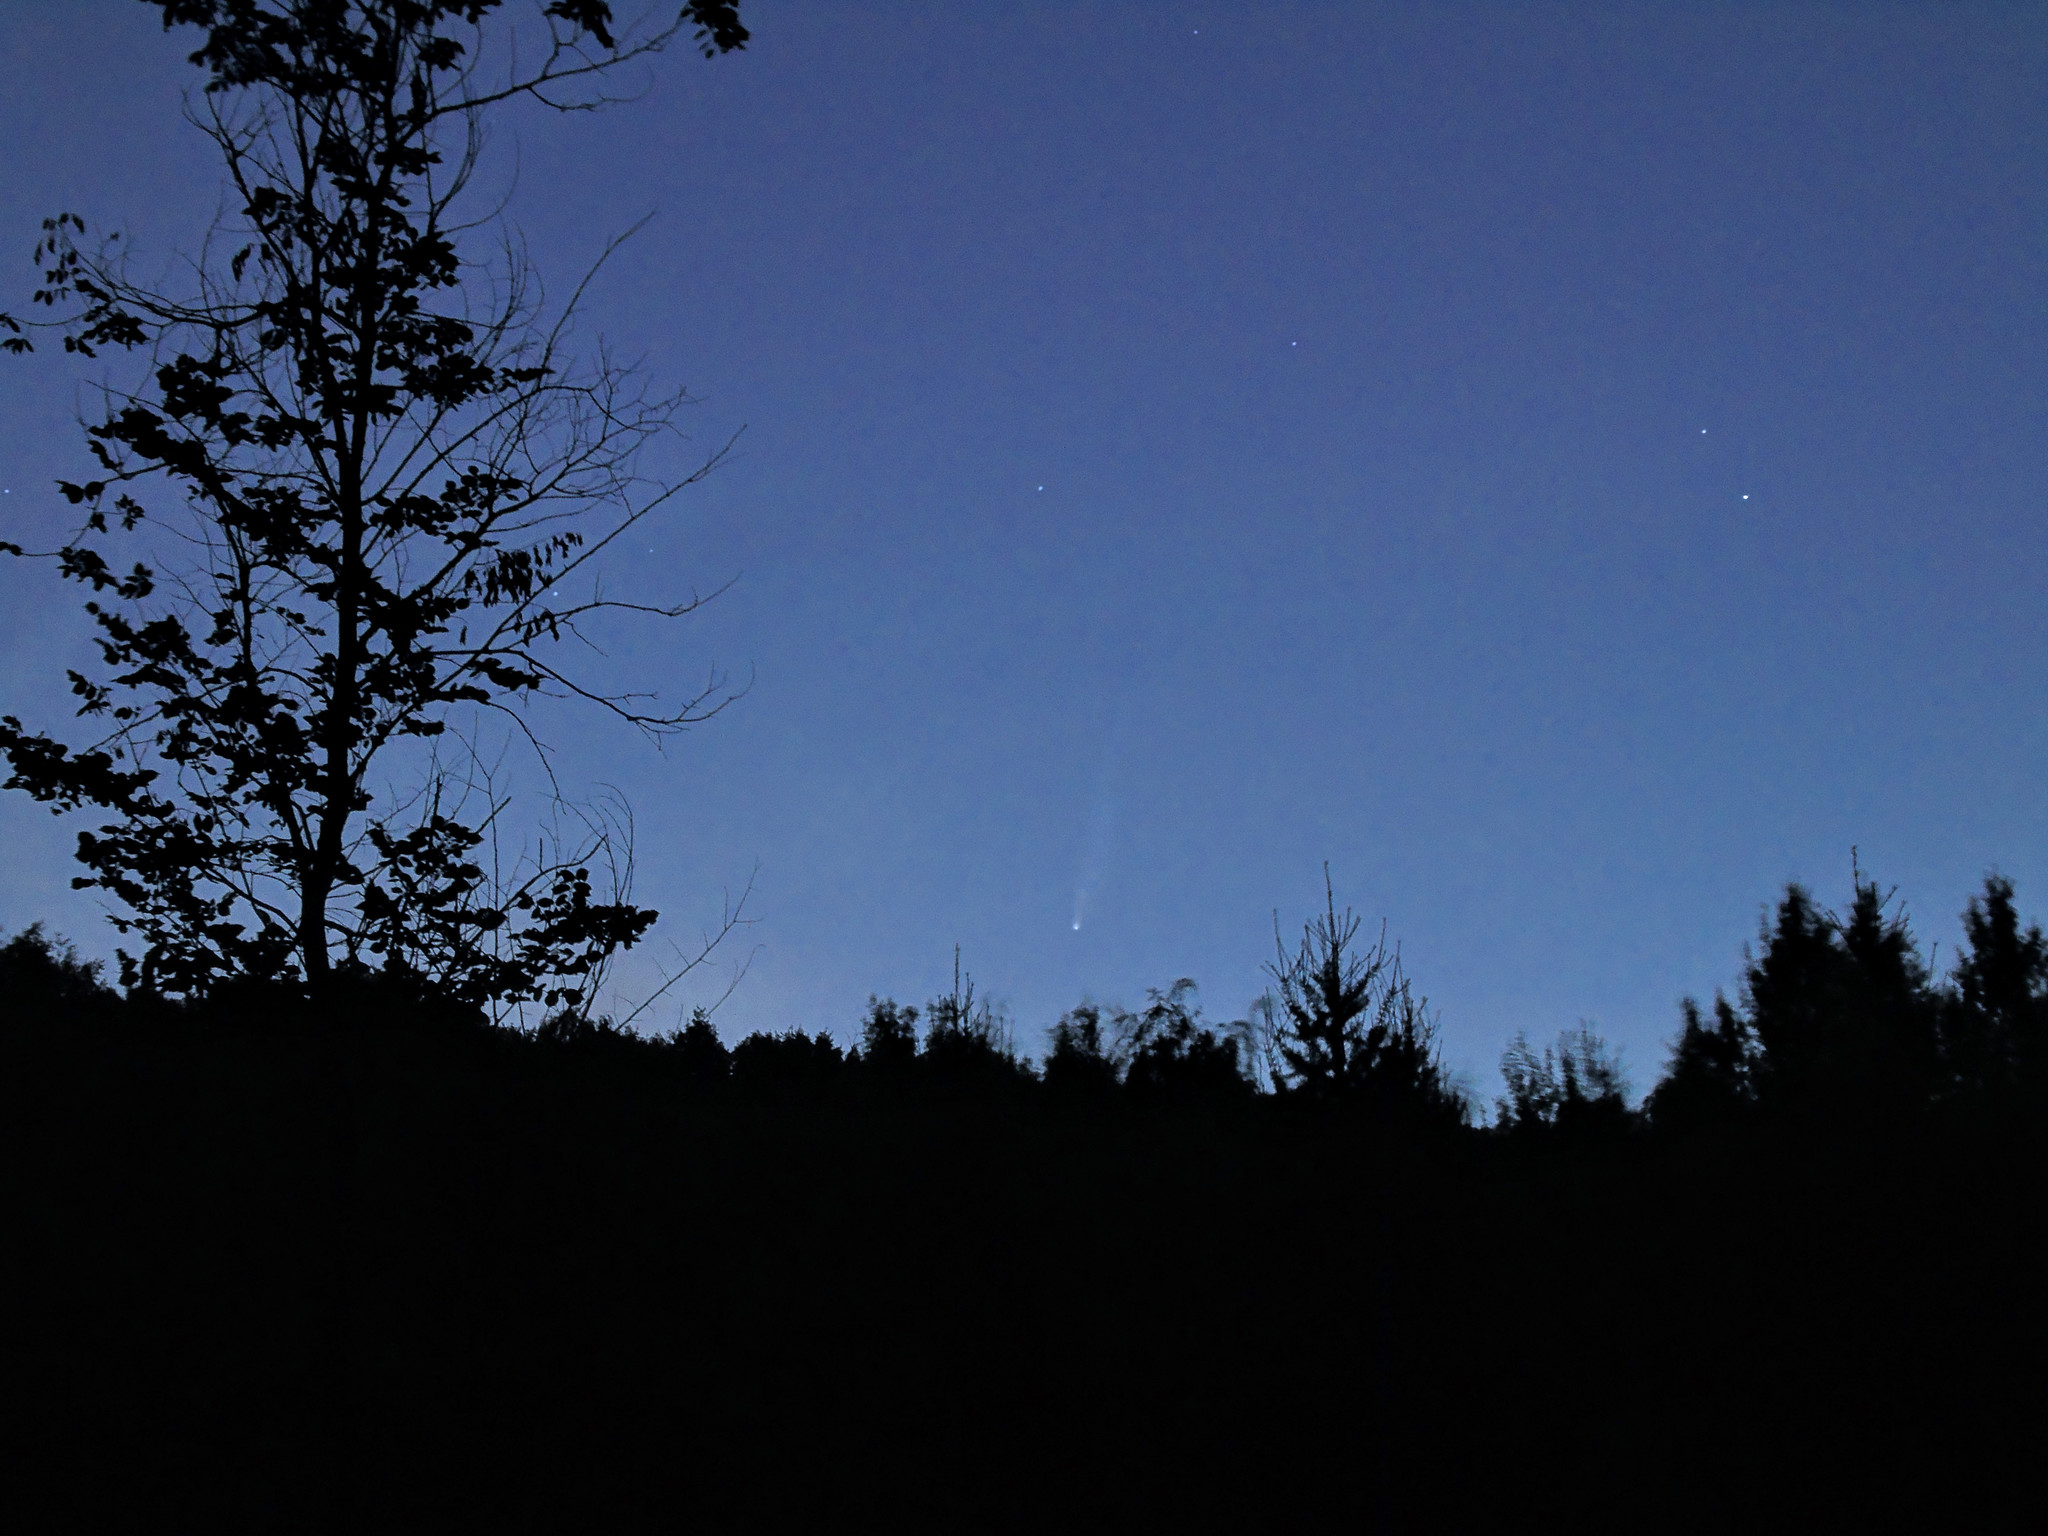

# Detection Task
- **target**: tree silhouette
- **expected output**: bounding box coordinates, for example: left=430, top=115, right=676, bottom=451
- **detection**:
left=1265, top=869, right=1461, bottom=1119
left=857, top=995, right=920, bottom=1073
left=1830, top=870, right=1941, bottom=1114
left=1495, top=1024, right=1632, bottom=1140
left=1644, top=993, right=1756, bottom=1132
left=0, top=924, right=122, bottom=1026
left=0, top=2, right=747, bottom=1014
left=1744, top=869, right=1940, bottom=1123
left=919, top=947, right=1025, bottom=1087
left=666, top=1005, right=731, bottom=1085
left=1943, top=874, right=2048, bottom=1102
left=1043, top=1002, right=1121, bottom=1096
left=730, top=1028, right=845, bottom=1092
left=1115, top=979, right=1249, bottom=1100
left=1740, top=882, right=1844, bottom=1116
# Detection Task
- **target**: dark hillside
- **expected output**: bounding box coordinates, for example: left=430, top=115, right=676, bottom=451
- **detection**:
left=4, top=988, right=2039, bottom=1529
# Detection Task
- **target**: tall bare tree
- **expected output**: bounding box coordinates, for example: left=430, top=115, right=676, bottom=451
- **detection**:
left=1, top=1, right=748, bottom=1013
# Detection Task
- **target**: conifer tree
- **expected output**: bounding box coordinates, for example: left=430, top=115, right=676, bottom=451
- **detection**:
left=1742, top=883, right=1844, bottom=1113
left=1265, top=869, right=1461, bottom=1120
left=1737, top=866, right=1940, bottom=1123
left=1644, top=994, right=1756, bottom=1130
left=1944, top=874, right=2048, bottom=1100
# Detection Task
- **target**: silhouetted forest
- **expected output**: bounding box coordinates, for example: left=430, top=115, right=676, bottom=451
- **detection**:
left=3, top=865, right=2043, bottom=1527
left=0, top=2, right=2038, bottom=1524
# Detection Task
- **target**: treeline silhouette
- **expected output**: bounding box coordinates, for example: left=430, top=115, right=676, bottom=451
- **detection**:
left=1649, top=870, right=2048, bottom=1132
left=15, top=861, right=2026, bottom=1137
left=3, top=868, right=2042, bottom=1527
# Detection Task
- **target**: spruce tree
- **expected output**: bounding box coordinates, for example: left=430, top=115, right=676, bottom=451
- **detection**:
left=1944, top=874, right=2048, bottom=1101
left=1265, top=868, right=1461, bottom=1120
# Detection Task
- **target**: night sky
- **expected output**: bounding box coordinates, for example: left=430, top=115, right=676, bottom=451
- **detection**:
left=2, top=2, right=2043, bottom=1093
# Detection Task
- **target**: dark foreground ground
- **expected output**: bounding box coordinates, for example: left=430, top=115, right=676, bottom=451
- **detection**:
left=4, top=1009, right=2041, bottom=1530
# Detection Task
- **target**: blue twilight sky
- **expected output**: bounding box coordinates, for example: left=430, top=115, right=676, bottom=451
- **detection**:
left=2, top=2, right=2044, bottom=1092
